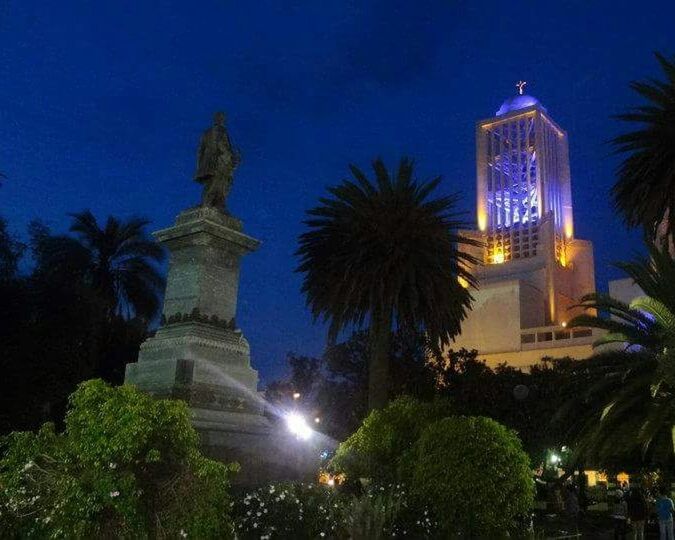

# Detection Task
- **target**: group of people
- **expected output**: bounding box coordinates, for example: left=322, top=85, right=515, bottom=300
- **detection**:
left=561, top=479, right=674, bottom=539
left=610, top=483, right=674, bottom=540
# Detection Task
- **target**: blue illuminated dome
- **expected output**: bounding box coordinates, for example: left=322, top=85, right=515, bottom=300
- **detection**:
left=496, top=94, right=546, bottom=116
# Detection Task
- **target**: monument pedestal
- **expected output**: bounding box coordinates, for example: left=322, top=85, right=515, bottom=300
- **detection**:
left=125, top=207, right=319, bottom=484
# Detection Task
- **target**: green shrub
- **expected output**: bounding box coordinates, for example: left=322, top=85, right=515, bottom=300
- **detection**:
left=330, top=396, right=452, bottom=482
left=341, top=482, right=439, bottom=539
left=0, top=379, right=237, bottom=538
left=409, top=416, right=534, bottom=537
left=233, top=482, right=341, bottom=539
left=232, top=481, right=439, bottom=539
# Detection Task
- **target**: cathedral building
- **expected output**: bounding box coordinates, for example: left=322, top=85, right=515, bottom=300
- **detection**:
left=452, top=85, right=602, bottom=368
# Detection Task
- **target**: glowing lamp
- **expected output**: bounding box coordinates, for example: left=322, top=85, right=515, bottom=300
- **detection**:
left=493, top=251, right=505, bottom=264
left=285, top=413, right=312, bottom=441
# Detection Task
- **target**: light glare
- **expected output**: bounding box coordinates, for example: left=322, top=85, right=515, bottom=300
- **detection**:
left=286, top=412, right=312, bottom=440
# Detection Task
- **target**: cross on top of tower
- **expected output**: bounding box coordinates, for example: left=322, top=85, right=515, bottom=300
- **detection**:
left=516, top=80, right=527, bottom=95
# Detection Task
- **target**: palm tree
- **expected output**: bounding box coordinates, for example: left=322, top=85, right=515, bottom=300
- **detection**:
left=563, top=241, right=675, bottom=463
left=37, top=211, right=165, bottom=322
left=612, top=53, right=675, bottom=244
left=297, top=158, right=480, bottom=411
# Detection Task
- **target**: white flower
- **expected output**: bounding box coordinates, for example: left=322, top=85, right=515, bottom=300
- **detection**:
left=320, top=534, right=325, bottom=537
left=23, top=461, right=34, bottom=471
left=110, top=491, right=120, bottom=498
left=109, top=462, right=117, bottom=469
left=179, top=529, right=187, bottom=538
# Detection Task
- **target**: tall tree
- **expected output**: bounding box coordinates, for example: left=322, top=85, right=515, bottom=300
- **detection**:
left=37, top=210, right=165, bottom=322
left=296, top=158, right=479, bottom=410
left=612, top=53, right=675, bottom=244
left=0, top=217, right=24, bottom=280
left=0, top=212, right=166, bottom=433
left=564, top=241, right=675, bottom=465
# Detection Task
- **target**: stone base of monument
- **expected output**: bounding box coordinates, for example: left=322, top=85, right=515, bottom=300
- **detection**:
left=198, top=419, right=327, bottom=486
left=125, top=206, right=324, bottom=485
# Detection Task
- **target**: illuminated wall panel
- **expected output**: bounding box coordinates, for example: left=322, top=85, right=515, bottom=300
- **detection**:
left=476, top=101, right=573, bottom=265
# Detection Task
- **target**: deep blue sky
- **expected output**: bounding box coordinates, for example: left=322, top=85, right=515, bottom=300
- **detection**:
left=2, top=1, right=674, bottom=383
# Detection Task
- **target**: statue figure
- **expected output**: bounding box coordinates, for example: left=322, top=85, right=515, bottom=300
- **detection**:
left=194, top=112, right=240, bottom=211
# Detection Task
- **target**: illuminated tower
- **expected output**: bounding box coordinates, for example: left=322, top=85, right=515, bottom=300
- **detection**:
left=452, top=83, right=599, bottom=368
left=478, top=81, right=574, bottom=265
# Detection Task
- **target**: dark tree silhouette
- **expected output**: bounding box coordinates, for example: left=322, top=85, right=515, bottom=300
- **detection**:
left=0, top=212, right=165, bottom=433
left=612, top=53, right=675, bottom=244
left=297, top=158, right=479, bottom=410
left=38, top=211, right=165, bottom=321
left=562, top=241, right=675, bottom=465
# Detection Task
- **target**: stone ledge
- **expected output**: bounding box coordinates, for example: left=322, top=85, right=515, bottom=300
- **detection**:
left=176, top=206, right=243, bottom=231
left=140, top=322, right=250, bottom=357
left=154, top=208, right=260, bottom=252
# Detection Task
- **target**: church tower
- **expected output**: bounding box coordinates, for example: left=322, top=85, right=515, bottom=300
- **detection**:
left=452, top=84, right=599, bottom=368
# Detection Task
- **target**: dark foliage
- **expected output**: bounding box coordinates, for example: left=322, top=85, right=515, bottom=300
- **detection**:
left=296, top=158, right=479, bottom=410
left=559, top=240, right=675, bottom=468
left=612, top=52, right=675, bottom=243
left=267, top=332, right=580, bottom=466
left=0, top=213, right=164, bottom=435
left=266, top=331, right=437, bottom=442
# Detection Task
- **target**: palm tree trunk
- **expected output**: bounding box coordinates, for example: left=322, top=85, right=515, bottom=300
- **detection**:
left=368, top=307, right=392, bottom=412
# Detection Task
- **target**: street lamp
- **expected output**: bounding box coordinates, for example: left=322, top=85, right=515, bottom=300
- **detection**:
left=285, top=412, right=312, bottom=441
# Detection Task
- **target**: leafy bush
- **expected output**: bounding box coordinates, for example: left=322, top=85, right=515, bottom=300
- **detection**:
left=232, top=481, right=438, bottom=539
left=0, top=379, right=237, bottom=538
left=233, top=482, right=341, bottom=539
left=409, top=416, right=534, bottom=537
left=341, top=482, right=438, bottom=539
left=330, top=396, right=452, bottom=482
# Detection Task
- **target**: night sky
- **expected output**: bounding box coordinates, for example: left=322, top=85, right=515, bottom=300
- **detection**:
left=2, top=1, right=674, bottom=384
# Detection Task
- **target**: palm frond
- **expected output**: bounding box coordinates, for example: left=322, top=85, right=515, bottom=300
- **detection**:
left=611, top=52, right=675, bottom=239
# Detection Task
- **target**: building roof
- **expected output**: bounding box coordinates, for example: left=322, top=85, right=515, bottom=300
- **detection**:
left=496, top=94, right=546, bottom=116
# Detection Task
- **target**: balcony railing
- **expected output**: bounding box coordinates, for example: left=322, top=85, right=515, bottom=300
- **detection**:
left=520, top=325, right=596, bottom=350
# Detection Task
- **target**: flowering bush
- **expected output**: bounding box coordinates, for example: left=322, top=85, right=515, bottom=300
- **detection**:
left=233, top=482, right=341, bottom=539
left=342, top=482, right=439, bottom=539
left=329, top=396, right=453, bottom=483
left=409, top=416, right=534, bottom=537
left=232, top=481, right=439, bottom=539
left=0, top=379, right=237, bottom=538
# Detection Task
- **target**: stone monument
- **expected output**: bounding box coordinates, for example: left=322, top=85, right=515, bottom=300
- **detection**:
left=125, top=113, right=318, bottom=483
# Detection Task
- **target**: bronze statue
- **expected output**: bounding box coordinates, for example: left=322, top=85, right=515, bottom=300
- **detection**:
left=194, top=112, right=240, bottom=211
